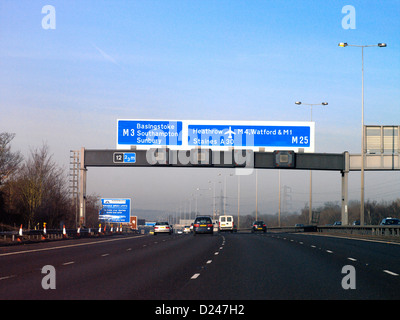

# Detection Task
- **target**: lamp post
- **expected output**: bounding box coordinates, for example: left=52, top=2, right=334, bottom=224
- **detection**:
left=218, top=173, right=233, bottom=215
left=255, top=170, right=258, bottom=221
left=237, top=175, right=240, bottom=229
left=338, top=42, right=387, bottom=225
left=295, top=101, right=328, bottom=224
left=196, top=187, right=212, bottom=216
left=208, top=180, right=216, bottom=220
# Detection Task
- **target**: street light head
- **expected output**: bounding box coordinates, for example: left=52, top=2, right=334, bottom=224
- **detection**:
left=322, top=102, right=328, bottom=106
left=378, top=43, right=387, bottom=47
left=338, top=42, right=348, bottom=47
left=295, top=101, right=302, bottom=105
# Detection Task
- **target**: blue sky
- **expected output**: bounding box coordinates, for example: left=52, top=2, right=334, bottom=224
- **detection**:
left=1, top=1, right=399, bottom=218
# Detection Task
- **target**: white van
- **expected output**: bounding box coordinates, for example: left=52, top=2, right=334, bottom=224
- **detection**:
left=219, top=215, right=234, bottom=232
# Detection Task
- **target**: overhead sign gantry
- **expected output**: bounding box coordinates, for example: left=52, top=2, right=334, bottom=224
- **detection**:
left=75, top=119, right=400, bottom=228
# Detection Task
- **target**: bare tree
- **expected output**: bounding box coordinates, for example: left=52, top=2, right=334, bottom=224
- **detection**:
left=0, top=133, right=23, bottom=225
left=14, top=144, right=70, bottom=228
left=85, top=194, right=101, bottom=227
left=0, top=133, right=22, bottom=186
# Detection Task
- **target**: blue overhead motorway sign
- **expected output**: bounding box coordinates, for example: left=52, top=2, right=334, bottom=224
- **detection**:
left=117, top=119, right=314, bottom=152
left=188, top=124, right=311, bottom=149
left=117, top=120, right=182, bottom=148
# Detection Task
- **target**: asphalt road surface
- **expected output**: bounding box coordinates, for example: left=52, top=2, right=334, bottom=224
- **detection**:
left=1, top=232, right=399, bottom=300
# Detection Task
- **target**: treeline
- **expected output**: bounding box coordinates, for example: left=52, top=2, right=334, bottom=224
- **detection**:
left=311, top=199, right=400, bottom=226
left=0, top=133, right=100, bottom=230
left=234, top=199, right=400, bottom=228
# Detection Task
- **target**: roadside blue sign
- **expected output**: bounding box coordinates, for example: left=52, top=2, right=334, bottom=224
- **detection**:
left=100, top=198, right=131, bottom=223
left=117, top=120, right=182, bottom=147
left=187, top=124, right=311, bottom=148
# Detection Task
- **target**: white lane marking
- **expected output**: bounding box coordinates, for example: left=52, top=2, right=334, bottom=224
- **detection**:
left=298, top=233, right=400, bottom=246
left=0, top=235, right=147, bottom=257
left=191, top=273, right=200, bottom=279
left=214, top=252, right=219, bottom=255
left=126, top=248, right=132, bottom=251
left=0, top=275, right=16, bottom=281
left=101, top=253, right=109, bottom=257
left=326, top=250, right=333, bottom=254
left=62, top=261, right=75, bottom=265
left=311, top=245, right=316, bottom=248
left=383, top=270, right=399, bottom=276
left=206, top=260, right=212, bottom=264
left=347, top=257, right=357, bottom=262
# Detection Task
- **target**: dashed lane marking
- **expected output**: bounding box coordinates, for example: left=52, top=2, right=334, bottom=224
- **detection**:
left=0, top=275, right=16, bottom=281
left=383, top=270, right=399, bottom=276
left=0, top=235, right=147, bottom=257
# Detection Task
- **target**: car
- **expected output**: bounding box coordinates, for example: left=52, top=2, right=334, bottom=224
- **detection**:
left=183, top=226, right=191, bottom=234
left=251, top=221, right=267, bottom=233
left=219, top=215, right=234, bottom=232
left=193, top=216, right=214, bottom=235
left=380, top=217, right=400, bottom=225
left=154, top=222, right=172, bottom=235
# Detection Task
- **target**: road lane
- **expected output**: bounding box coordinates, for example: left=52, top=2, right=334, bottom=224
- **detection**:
left=1, top=232, right=399, bottom=300
left=0, top=233, right=222, bottom=299
left=175, top=232, right=400, bottom=300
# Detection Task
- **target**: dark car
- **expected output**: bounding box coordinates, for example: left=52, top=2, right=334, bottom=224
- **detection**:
left=251, top=221, right=267, bottom=233
left=380, top=218, right=400, bottom=225
left=193, top=216, right=214, bottom=235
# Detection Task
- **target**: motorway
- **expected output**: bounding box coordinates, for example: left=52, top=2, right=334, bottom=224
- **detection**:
left=0, top=231, right=399, bottom=300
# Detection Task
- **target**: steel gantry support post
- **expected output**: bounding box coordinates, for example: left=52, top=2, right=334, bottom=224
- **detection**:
left=79, top=147, right=87, bottom=226
left=341, top=152, right=350, bottom=225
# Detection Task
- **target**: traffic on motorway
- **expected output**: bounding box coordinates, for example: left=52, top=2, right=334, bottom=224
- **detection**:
left=1, top=225, right=399, bottom=301
left=144, top=215, right=400, bottom=236
left=148, top=215, right=238, bottom=236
